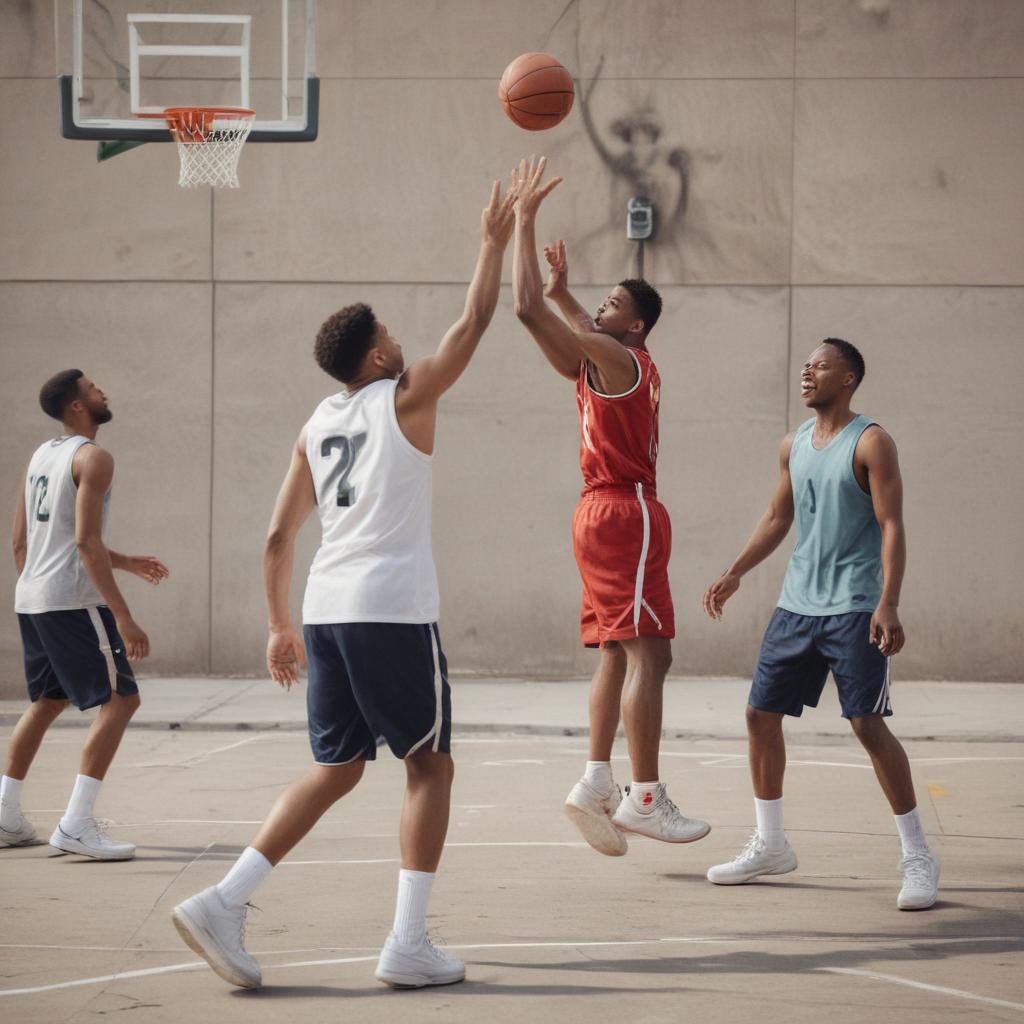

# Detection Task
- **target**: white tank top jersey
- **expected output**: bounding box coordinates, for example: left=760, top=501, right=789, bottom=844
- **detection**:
left=15, top=435, right=109, bottom=614
left=302, top=378, right=439, bottom=624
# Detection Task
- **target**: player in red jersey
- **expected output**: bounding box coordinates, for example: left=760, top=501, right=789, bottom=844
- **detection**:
left=511, top=156, right=709, bottom=855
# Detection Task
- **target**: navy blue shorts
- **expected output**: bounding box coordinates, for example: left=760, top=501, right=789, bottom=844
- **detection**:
left=303, top=622, right=452, bottom=764
left=18, top=607, right=138, bottom=711
left=750, top=608, right=891, bottom=719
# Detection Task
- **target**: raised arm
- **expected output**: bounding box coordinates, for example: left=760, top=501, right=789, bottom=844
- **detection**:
left=395, top=179, right=517, bottom=443
left=544, top=239, right=597, bottom=333
left=512, top=157, right=636, bottom=392
left=264, top=431, right=316, bottom=688
left=703, top=432, right=797, bottom=620
left=858, top=427, right=906, bottom=656
left=73, top=446, right=149, bottom=660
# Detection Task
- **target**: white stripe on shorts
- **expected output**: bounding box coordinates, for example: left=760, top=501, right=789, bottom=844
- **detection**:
left=632, top=483, right=651, bottom=636
left=871, top=657, right=892, bottom=714
left=86, top=607, right=116, bottom=689
left=406, top=625, right=443, bottom=756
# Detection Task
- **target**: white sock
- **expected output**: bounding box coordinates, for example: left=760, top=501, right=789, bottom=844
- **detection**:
left=61, top=774, right=102, bottom=832
left=1, top=776, right=24, bottom=820
left=392, top=868, right=434, bottom=945
left=754, top=797, right=786, bottom=851
left=216, top=847, right=273, bottom=908
left=894, top=807, right=929, bottom=856
left=583, top=761, right=613, bottom=795
left=628, top=781, right=661, bottom=813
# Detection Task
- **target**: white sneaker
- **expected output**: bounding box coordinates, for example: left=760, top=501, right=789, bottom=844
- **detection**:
left=49, top=819, right=135, bottom=860
left=374, top=931, right=465, bottom=989
left=897, top=850, right=940, bottom=910
left=706, top=832, right=798, bottom=884
left=564, top=779, right=628, bottom=857
left=0, top=802, right=41, bottom=847
left=612, top=785, right=711, bottom=844
left=172, top=886, right=262, bottom=988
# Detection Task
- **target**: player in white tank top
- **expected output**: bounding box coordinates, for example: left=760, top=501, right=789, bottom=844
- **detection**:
left=3, top=370, right=168, bottom=860
left=171, top=174, right=520, bottom=990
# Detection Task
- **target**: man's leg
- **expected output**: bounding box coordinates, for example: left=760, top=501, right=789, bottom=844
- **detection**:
left=849, top=714, right=938, bottom=910
left=1, top=698, right=68, bottom=846
left=50, top=692, right=142, bottom=860
left=564, top=644, right=630, bottom=856
left=706, top=706, right=798, bottom=884
left=172, top=759, right=365, bottom=989
left=611, top=636, right=709, bottom=843
left=376, top=748, right=465, bottom=989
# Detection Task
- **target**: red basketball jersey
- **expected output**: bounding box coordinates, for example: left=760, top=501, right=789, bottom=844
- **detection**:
left=576, top=348, right=661, bottom=491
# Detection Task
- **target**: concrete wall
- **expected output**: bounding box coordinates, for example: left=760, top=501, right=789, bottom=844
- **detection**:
left=2, top=0, right=1022, bottom=692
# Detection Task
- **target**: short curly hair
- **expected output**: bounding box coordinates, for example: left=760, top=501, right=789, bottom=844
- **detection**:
left=822, top=337, right=865, bottom=389
left=314, top=303, right=378, bottom=384
left=39, top=369, right=85, bottom=420
left=618, top=278, right=662, bottom=334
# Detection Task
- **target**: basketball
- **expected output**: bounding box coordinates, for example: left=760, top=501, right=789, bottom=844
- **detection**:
left=498, top=52, right=574, bottom=131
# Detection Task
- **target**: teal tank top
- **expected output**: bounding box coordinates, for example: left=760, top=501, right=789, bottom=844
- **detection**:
left=778, top=414, right=882, bottom=616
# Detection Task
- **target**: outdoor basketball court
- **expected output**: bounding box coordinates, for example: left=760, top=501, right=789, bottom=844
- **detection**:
left=1, top=677, right=1022, bottom=1023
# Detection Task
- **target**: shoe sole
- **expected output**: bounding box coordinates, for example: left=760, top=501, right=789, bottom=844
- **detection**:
left=614, top=821, right=712, bottom=845
left=564, top=803, right=628, bottom=857
left=0, top=835, right=44, bottom=848
left=48, top=834, right=134, bottom=861
left=171, top=905, right=261, bottom=989
left=897, top=895, right=937, bottom=911
left=374, top=968, right=465, bottom=989
left=707, top=856, right=798, bottom=885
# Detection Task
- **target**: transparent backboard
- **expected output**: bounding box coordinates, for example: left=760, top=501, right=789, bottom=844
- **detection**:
left=56, top=0, right=318, bottom=142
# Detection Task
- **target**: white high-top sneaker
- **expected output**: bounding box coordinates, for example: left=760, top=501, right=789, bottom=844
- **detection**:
left=611, top=784, right=710, bottom=844
left=172, top=886, right=262, bottom=988
left=0, top=801, right=40, bottom=847
left=564, top=779, right=628, bottom=856
left=375, top=931, right=466, bottom=988
left=706, top=832, right=798, bottom=884
left=49, top=818, right=135, bottom=860
left=897, top=850, right=940, bottom=910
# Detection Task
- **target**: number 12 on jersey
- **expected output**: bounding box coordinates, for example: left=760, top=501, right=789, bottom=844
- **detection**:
left=321, top=433, right=367, bottom=507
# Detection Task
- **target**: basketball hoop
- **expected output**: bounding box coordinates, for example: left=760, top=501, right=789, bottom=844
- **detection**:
left=160, top=107, right=255, bottom=188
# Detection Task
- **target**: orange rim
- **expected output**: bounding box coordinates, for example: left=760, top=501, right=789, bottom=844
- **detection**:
left=142, top=106, right=255, bottom=143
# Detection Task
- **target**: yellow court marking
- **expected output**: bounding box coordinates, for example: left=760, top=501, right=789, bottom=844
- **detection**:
left=928, top=783, right=950, bottom=799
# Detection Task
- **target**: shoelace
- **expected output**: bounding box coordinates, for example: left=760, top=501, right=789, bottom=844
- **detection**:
left=901, top=854, right=934, bottom=888
left=655, top=792, right=688, bottom=826
left=734, top=833, right=766, bottom=862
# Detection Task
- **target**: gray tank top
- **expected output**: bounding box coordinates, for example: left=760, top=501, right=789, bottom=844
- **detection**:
left=777, top=415, right=882, bottom=616
left=15, top=436, right=109, bottom=614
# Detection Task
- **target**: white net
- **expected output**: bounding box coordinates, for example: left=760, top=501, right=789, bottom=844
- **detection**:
left=169, top=110, right=255, bottom=189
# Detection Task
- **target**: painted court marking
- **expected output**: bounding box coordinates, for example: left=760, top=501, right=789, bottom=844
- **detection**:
left=3, top=937, right=1022, bottom=1007
left=124, top=736, right=269, bottom=769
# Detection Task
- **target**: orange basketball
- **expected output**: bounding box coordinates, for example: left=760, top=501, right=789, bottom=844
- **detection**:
left=498, top=53, right=574, bottom=131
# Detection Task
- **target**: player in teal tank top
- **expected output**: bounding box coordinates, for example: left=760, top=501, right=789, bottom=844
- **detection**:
left=700, top=339, right=940, bottom=911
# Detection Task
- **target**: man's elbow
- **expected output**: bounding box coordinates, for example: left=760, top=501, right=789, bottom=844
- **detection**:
left=514, top=300, right=540, bottom=324
left=265, top=527, right=293, bottom=557
left=75, top=536, right=103, bottom=561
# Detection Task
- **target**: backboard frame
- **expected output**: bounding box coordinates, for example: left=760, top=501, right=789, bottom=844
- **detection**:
left=57, top=0, right=319, bottom=143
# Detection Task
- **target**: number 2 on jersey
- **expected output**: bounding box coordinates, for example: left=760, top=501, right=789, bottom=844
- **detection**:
left=321, top=433, right=367, bottom=507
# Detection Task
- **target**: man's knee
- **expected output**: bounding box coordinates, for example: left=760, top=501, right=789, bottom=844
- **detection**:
left=405, top=749, right=454, bottom=786
left=850, top=713, right=889, bottom=747
left=746, top=704, right=782, bottom=735
left=38, top=697, right=69, bottom=720
left=110, top=691, right=141, bottom=718
left=626, top=638, right=672, bottom=677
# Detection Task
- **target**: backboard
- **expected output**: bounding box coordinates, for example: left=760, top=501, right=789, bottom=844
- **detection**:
left=56, top=0, right=318, bottom=142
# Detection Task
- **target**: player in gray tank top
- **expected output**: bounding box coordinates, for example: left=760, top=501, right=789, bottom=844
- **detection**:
left=701, top=339, right=940, bottom=911
left=3, top=370, right=168, bottom=860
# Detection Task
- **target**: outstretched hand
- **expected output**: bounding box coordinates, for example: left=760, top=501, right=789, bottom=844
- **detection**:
left=543, top=238, right=568, bottom=297
left=511, top=155, right=563, bottom=218
left=703, top=572, right=740, bottom=620
left=125, top=555, right=169, bottom=585
left=481, top=178, right=518, bottom=250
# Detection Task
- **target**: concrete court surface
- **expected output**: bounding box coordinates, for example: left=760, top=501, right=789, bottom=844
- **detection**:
left=0, top=680, right=1022, bottom=1023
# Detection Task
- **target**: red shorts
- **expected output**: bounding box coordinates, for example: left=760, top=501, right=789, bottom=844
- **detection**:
left=572, top=485, right=675, bottom=648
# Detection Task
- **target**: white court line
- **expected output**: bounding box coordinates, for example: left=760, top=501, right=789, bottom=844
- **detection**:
left=281, top=858, right=398, bottom=866
left=819, top=967, right=1024, bottom=1012
left=125, top=736, right=268, bottom=769
left=6, top=937, right=1021, bottom=999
